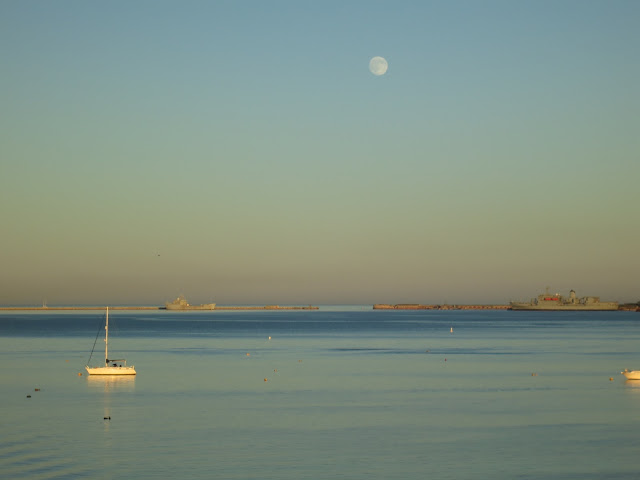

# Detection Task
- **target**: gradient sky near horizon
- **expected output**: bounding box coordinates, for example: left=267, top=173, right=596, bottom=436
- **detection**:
left=1, top=1, right=638, bottom=306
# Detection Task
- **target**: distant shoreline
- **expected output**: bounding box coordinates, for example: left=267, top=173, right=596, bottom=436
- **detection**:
left=373, top=304, right=511, bottom=310
left=0, top=306, right=160, bottom=311
left=373, top=303, right=639, bottom=311
left=0, top=305, right=319, bottom=311
left=1, top=304, right=636, bottom=311
left=0, top=304, right=509, bottom=311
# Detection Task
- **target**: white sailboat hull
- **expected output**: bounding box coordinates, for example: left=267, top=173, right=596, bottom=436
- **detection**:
left=86, top=365, right=136, bottom=375
left=621, top=369, right=640, bottom=380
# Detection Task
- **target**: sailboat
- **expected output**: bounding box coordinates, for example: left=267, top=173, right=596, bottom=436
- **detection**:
left=85, top=307, right=136, bottom=375
left=621, top=369, right=640, bottom=380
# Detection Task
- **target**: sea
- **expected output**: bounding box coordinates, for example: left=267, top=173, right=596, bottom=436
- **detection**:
left=1, top=307, right=640, bottom=480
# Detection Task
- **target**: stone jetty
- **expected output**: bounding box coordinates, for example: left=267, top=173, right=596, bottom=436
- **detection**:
left=373, top=304, right=511, bottom=310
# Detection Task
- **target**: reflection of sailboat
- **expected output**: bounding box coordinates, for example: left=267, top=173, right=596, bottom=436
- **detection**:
left=87, top=372, right=136, bottom=427
left=87, top=374, right=136, bottom=392
left=623, top=380, right=640, bottom=389
left=86, top=307, right=136, bottom=375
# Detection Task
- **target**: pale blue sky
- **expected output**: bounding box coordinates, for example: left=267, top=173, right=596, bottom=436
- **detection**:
left=1, top=1, right=638, bottom=305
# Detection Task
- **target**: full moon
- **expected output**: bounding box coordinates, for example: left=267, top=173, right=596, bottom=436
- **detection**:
left=369, top=56, right=388, bottom=76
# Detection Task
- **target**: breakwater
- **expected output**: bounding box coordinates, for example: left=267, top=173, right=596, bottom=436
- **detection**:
left=0, top=306, right=160, bottom=311
left=373, top=304, right=511, bottom=310
left=214, top=305, right=318, bottom=310
left=0, top=305, right=319, bottom=311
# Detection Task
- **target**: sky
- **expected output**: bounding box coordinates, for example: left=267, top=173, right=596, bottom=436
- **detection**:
left=1, top=0, right=638, bottom=306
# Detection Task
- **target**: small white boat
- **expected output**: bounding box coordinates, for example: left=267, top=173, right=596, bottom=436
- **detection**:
left=86, top=307, right=136, bottom=375
left=621, top=369, right=640, bottom=380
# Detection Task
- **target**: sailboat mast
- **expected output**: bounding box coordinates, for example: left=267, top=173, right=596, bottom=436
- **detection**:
left=105, top=307, right=109, bottom=365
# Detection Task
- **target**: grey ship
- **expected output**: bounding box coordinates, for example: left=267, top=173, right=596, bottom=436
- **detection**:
left=510, top=289, right=618, bottom=311
left=165, top=295, right=216, bottom=310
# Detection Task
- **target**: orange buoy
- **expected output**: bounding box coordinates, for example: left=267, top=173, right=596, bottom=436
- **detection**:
left=78, top=372, right=83, bottom=376
left=264, top=378, right=268, bottom=382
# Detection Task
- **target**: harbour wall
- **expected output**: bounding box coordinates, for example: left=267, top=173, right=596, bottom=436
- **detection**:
left=0, top=306, right=159, bottom=311
left=373, top=304, right=512, bottom=310
left=0, top=305, right=319, bottom=311
left=214, top=306, right=318, bottom=310
left=2, top=304, right=635, bottom=311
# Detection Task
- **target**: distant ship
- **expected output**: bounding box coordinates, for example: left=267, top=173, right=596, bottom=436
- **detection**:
left=510, top=289, right=618, bottom=311
left=165, top=295, right=216, bottom=310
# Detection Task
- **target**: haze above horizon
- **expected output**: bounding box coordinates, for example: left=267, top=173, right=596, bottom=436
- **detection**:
left=1, top=1, right=638, bottom=306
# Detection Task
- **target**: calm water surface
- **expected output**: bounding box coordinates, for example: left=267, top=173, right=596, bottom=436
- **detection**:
left=1, top=308, right=640, bottom=479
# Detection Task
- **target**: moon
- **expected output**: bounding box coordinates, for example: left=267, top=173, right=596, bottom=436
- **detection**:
left=369, top=56, right=388, bottom=76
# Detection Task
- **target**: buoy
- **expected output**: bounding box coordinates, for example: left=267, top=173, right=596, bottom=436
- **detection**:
left=264, top=378, right=268, bottom=382
left=610, top=377, right=614, bottom=381
left=78, top=372, right=82, bottom=376
left=444, top=358, right=447, bottom=362
left=531, top=373, right=538, bottom=376
left=246, top=353, right=250, bottom=356
left=34, top=388, right=40, bottom=391
left=274, top=369, right=278, bottom=372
